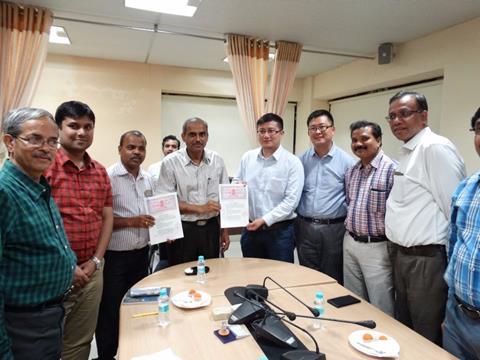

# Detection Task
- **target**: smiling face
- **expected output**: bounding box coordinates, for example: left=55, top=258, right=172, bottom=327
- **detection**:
left=257, top=120, right=284, bottom=153
left=388, top=95, right=427, bottom=142
left=308, top=115, right=335, bottom=150
left=162, top=139, right=179, bottom=156
left=59, top=116, right=94, bottom=154
left=119, top=134, right=146, bottom=175
left=351, top=126, right=381, bottom=165
left=4, top=117, right=59, bottom=181
left=182, top=120, right=208, bottom=155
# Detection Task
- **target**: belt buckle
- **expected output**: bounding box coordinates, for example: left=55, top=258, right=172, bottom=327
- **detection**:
left=197, top=220, right=207, bottom=226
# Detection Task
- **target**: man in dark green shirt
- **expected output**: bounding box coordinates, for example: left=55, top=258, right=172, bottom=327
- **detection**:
left=0, top=108, right=76, bottom=360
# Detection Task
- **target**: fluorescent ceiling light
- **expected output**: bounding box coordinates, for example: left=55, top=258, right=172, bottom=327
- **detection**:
left=125, top=0, right=200, bottom=17
left=223, top=53, right=275, bottom=63
left=49, top=25, right=71, bottom=45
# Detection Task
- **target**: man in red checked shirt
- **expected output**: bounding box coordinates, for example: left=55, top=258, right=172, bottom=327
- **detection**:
left=45, top=101, right=113, bottom=360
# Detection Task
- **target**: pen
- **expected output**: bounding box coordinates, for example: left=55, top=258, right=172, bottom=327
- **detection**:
left=132, top=311, right=158, bottom=318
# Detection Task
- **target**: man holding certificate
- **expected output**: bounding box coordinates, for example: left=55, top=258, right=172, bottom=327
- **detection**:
left=157, top=117, right=230, bottom=265
left=235, top=113, right=304, bottom=263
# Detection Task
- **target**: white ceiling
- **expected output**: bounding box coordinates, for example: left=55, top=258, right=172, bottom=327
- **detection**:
left=18, top=0, right=480, bottom=78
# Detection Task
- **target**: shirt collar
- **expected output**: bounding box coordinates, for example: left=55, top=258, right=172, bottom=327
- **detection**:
left=257, top=145, right=284, bottom=161
left=58, top=147, right=95, bottom=169
left=112, top=161, right=146, bottom=179
left=402, top=127, right=430, bottom=151
left=310, top=143, right=336, bottom=159
left=182, top=148, right=211, bottom=166
left=3, top=160, right=51, bottom=201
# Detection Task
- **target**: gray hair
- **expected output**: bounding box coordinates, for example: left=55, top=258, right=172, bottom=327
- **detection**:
left=2, top=107, right=55, bottom=137
left=182, top=117, right=208, bottom=134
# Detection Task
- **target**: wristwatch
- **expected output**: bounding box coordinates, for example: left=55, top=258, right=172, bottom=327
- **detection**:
left=91, top=256, right=101, bottom=270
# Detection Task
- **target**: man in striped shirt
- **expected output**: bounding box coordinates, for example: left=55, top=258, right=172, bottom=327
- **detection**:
left=95, top=130, right=156, bottom=360
left=343, top=121, right=395, bottom=316
left=443, top=108, right=480, bottom=359
left=1, top=108, right=76, bottom=360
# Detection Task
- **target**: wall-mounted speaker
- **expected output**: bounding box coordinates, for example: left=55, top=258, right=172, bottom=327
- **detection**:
left=378, top=43, right=394, bottom=65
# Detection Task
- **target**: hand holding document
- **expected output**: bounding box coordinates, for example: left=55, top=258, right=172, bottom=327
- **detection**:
left=144, top=193, right=183, bottom=245
left=219, top=183, right=249, bottom=228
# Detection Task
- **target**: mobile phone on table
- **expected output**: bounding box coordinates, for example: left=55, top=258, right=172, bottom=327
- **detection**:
left=327, top=295, right=361, bottom=308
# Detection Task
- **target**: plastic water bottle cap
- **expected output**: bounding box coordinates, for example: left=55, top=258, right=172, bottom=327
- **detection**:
left=160, top=288, right=167, bottom=296
left=315, top=291, right=324, bottom=299
left=198, top=255, right=205, bottom=261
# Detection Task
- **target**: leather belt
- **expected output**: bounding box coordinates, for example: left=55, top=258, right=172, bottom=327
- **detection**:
left=392, top=243, right=445, bottom=257
left=254, top=219, right=294, bottom=231
left=4, top=287, right=72, bottom=313
left=182, top=217, right=216, bottom=227
left=455, top=295, right=480, bottom=320
left=349, top=231, right=387, bottom=243
left=298, top=215, right=346, bottom=225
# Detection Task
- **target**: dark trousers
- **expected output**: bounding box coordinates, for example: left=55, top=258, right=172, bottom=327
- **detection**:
left=295, top=217, right=346, bottom=284
left=5, top=304, right=64, bottom=360
left=95, top=247, right=149, bottom=360
left=166, top=217, right=220, bottom=266
left=387, top=242, right=447, bottom=345
left=240, top=222, right=295, bottom=263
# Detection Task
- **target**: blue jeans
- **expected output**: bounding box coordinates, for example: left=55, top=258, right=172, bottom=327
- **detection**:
left=443, top=293, right=480, bottom=360
left=240, top=222, right=294, bottom=263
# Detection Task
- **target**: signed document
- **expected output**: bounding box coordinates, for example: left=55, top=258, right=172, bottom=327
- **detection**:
left=144, top=193, right=183, bottom=244
left=219, top=184, right=249, bottom=228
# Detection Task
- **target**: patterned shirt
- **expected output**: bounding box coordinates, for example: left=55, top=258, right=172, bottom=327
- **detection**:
left=297, top=144, right=355, bottom=219
left=235, top=145, right=304, bottom=226
left=444, top=172, right=480, bottom=308
left=157, top=148, right=229, bottom=222
left=0, top=160, right=76, bottom=358
left=345, top=150, right=396, bottom=236
left=107, top=162, right=156, bottom=251
left=45, top=148, right=113, bottom=263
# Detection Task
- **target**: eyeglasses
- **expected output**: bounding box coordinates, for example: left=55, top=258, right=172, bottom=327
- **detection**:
left=385, top=109, right=424, bottom=121
left=308, top=125, right=333, bottom=133
left=469, top=127, right=480, bottom=136
left=15, top=135, right=59, bottom=149
left=257, top=129, right=281, bottom=135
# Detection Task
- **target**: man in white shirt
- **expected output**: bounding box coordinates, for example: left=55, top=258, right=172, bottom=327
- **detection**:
left=236, top=113, right=304, bottom=263
left=95, top=130, right=156, bottom=360
left=147, top=135, right=180, bottom=181
left=385, top=91, right=465, bottom=344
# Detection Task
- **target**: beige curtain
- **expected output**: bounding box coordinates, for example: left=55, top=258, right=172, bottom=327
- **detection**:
left=226, top=34, right=269, bottom=147
left=266, top=41, right=302, bottom=117
left=0, top=2, right=52, bottom=159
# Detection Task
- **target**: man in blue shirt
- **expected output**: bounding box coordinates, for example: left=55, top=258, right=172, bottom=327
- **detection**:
left=236, top=113, right=304, bottom=263
left=296, top=110, right=355, bottom=282
left=443, top=107, right=480, bottom=359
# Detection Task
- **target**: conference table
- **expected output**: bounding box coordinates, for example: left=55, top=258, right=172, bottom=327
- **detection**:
left=118, top=258, right=456, bottom=360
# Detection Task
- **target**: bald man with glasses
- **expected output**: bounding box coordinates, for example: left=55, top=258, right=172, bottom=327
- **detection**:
left=385, top=90, right=465, bottom=345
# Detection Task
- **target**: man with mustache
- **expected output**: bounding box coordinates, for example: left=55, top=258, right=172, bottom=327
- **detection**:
left=95, top=131, right=156, bottom=360
left=45, top=101, right=113, bottom=360
left=0, top=108, right=76, bottom=360
left=385, top=91, right=465, bottom=344
left=296, top=110, right=355, bottom=282
left=343, top=121, right=395, bottom=316
left=157, top=117, right=230, bottom=265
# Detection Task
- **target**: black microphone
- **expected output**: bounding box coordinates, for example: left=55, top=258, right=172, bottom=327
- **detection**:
left=262, top=276, right=320, bottom=317
left=237, top=293, right=325, bottom=360
left=246, top=289, right=296, bottom=321
left=247, top=288, right=376, bottom=329
left=228, top=292, right=266, bottom=325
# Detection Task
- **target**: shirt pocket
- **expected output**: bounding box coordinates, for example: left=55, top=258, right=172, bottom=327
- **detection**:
left=369, top=188, right=387, bottom=214
left=266, top=176, right=287, bottom=195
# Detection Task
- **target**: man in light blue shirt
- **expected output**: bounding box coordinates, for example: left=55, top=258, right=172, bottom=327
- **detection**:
left=296, top=109, right=355, bottom=282
left=235, top=113, right=304, bottom=263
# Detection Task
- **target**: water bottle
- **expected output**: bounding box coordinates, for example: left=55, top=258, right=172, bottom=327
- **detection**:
left=313, top=291, right=325, bottom=330
left=157, top=287, right=170, bottom=327
left=197, top=255, right=206, bottom=284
